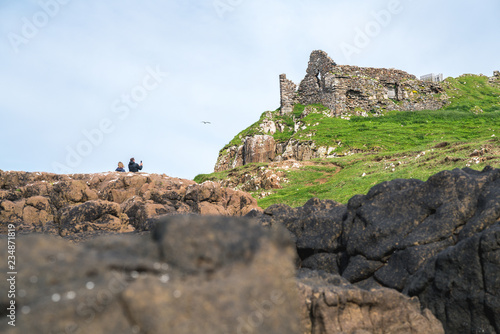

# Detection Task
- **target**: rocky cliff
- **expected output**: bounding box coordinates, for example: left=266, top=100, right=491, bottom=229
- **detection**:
left=0, top=170, right=259, bottom=240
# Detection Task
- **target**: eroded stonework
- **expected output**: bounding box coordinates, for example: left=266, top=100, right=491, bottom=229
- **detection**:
left=281, top=50, right=448, bottom=115
left=489, top=70, right=500, bottom=86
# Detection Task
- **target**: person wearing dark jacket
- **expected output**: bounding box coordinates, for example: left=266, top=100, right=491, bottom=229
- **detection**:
left=128, top=158, right=143, bottom=172
left=115, top=161, right=126, bottom=172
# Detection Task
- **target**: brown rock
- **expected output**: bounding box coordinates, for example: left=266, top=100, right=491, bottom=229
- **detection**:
left=186, top=181, right=260, bottom=216
left=121, top=197, right=175, bottom=230
left=0, top=171, right=260, bottom=237
left=50, top=180, right=98, bottom=209
left=57, top=200, right=133, bottom=236
left=0, top=215, right=302, bottom=334
left=214, top=145, right=244, bottom=172
left=21, top=196, right=56, bottom=233
left=197, top=201, right=228, bottom=215
left=243, top=135, right=276, bottom=164
left=297, top=269, right=444, bottom=334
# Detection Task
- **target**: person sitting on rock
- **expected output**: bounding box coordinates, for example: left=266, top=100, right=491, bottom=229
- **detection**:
left=128, top=158, right=143, bottom=172
left=115, top=162, right=126, bottom=172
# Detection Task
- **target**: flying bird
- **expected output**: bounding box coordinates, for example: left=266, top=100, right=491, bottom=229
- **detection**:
left=201, top=121, right=211, bottom=124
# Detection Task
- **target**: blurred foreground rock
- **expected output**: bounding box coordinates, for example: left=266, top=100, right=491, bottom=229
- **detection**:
left=0, top=215, right=300, bottom=334
left=0, top=214, right=444, bottom=334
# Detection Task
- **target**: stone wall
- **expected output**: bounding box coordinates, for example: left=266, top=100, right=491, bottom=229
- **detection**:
left=489, top=70, right=500, bottom=86
left=280, top=74, right=298, bottom=115
left=282, top=50, right=448, bottom=116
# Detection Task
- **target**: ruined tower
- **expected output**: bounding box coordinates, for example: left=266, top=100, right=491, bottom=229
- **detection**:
left=279, top=50, right=447, bottom=116
left=279, top=74, right=297, bottom=115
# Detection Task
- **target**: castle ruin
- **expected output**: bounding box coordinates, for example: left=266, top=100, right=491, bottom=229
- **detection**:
left=280, top=50, right=448, bottom=116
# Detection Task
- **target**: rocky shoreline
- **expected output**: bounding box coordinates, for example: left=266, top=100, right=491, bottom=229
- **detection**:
left=1, top=166, right=499, bottom=333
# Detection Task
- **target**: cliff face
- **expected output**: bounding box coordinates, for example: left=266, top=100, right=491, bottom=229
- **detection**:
left=0, top=170, right=260, bottom=239
left=215, top=50, right=449, bottom=172
left=215, top=134, right=335, bottom=172
left=214, top=104, right=350, bottom=172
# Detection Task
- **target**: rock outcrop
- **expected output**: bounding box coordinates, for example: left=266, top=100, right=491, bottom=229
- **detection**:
left=0, top=213, right=445, bottom=334
left=215, top=134, right=338, bottom=172
left=489, top=70, right=500, bottom=86
left=0, top=171, right=260, bottom=238
left=212, top=162, right=289, bottom=193
left=405, top=222, right=500, bottom=334
left=3, top=166, right=499, bottom=333
left=0, top=215, right=301, bottom=333
left=250, top=166, right=500, bottom=333
left=297, top=269, right=444, bottom=334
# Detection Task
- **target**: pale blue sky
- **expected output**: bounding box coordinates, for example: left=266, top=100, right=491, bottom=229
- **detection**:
left=1, top=0, right=499, bottom=179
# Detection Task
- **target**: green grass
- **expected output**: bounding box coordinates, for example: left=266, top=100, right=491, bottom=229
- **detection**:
left=292, top=109, right=499, bottom=154
left=194, top=163, right=267, bottom=184
left=444, top=74, right=500, bottom=113
left=199, top=74, right=500, bottom=208
left=257, top=138, right=499, bottom=208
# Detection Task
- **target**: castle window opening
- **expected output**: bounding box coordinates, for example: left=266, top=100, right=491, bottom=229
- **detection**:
left=346, top=89, right=363, bottom=108
left=346, top=90, right=362, bottom=99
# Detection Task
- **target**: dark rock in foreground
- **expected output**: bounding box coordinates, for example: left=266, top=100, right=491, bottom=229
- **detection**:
left=0, top=215, right=300, bottom=334
left=252, top=166, right=500, bottom=333
left=0, top=214, right=443, bottom=334
left=1, top=166, right=498, bottom=333
left=405, top=222, right=500, bottom=334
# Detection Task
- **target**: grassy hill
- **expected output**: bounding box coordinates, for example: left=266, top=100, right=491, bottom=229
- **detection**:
left=195, top=74, right=500, bottom=208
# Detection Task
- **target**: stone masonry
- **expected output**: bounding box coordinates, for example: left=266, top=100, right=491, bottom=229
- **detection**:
left=280, top=74, right=298, bottom=115
left=280, top=50, right=448, bottom=116
left=489, top=70, right=500, bottom=86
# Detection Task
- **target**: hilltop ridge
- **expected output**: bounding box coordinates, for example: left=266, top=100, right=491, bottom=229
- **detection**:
left=215, top=50, right=450, bottom=173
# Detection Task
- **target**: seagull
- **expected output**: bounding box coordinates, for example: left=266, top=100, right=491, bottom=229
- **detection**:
left=201, top=121, right=211, bottom=124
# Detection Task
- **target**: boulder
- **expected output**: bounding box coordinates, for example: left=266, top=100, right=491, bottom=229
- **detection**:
left=121, top=197, right=175, bottom=230
left=258, top=197, right=347, bottom=257
left=252, top=167, right=500, bottom=292
left=343, top=167, right=499, bottom=290
left=57, top=200, right=133, bottom=236
left=243, top=135, right=276, bottom=164
left=0, top=215, right=301, bottom=334
left=186, top=181, right=259, bottom=216
left=405, top=222, right=500, bottom=334
left=297, top=269, right=444, bottom=334
left=50, top=180, right=98, bottom=209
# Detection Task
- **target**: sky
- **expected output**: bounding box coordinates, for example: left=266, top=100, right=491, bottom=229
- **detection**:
left=1, top=0, right=499, bottom=180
